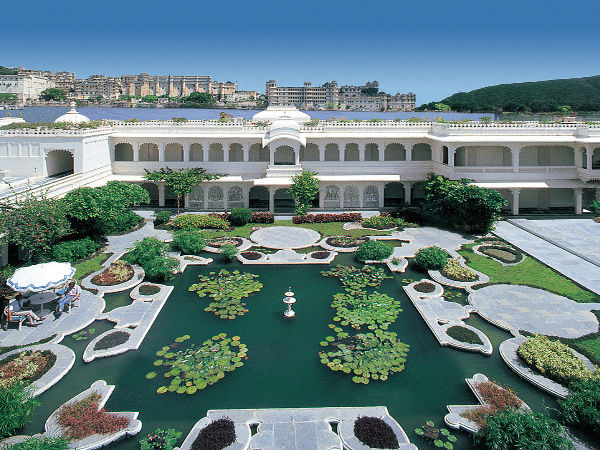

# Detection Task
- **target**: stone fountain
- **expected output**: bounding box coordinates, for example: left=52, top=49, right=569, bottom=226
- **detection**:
left=283, top=287, right=296, bottom=318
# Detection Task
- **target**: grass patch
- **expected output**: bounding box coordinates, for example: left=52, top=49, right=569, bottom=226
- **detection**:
left=459, top=243, right=597, bottom=303
left=560, top=311, right=600, bottom=366
left=73, top=253, right=111, bottom=283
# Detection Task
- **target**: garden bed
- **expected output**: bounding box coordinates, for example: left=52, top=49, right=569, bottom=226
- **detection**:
left=446, top=326, right=483, bottom=345
left=354, top=416, right=399, bottom=449
left=310, top=251, right=331, bottom=260
left=478, top=245, right=523, bottom=264
left=0, top=349, right=56, bottom=387
left=207, top=237, right=244, bottom=248
left=439, top=259, right=478, bottom=282
left=91, top=261, right=134, bottom=286
left=240, top=251, right=263, bottom=260
left=191, top=417, right=236, bottom=450
left=93, top=331, right=131, bottom=351
left=139, top=284, right=161, bottom=296
left=413, top=282, right=436, bottom=293
left=325, top=236, right=369, bottom=248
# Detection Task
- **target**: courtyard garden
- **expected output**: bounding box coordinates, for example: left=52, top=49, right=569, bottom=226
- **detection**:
left=0, top=174, right=599, bottom=450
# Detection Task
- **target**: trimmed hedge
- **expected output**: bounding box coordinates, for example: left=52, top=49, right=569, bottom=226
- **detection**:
left=354, top=416, right=399, bottom=449
left=172, top=229, right=206, bottom=255
left=229, top=207, right=252, bottom=226
left=355, top=240, right=393, bottom=262
left=440, top=259, right=478, bottom=282
left=191, top=418, right=236, bottom=450
left=292, top=213, right=362, bottom=224
left=446, top=326, right=483, bottom=345
left=172, top=214, right=229, bottom=230
left=479, top=245, right=523, bottom=264
left=202, top=212, right=274, bottom=224
left=154, top=210, right=172, bottom=225
left=52, top=237, right=101, bottom=263
left=413, top=246, right=449, bottom=270
left=93, top=331, right=130, bottom=351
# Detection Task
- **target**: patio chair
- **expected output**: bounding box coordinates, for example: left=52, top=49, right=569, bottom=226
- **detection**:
left=2, top=306, right=26, bottom=331
left=65, top=296, right=80, bottom=313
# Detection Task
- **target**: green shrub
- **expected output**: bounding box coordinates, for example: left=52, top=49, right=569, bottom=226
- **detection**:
left=440, top=258, right=478, bottom=281
left=361, top=215, right=398, bottom=229
left=221, top=244, right=238, bottom=262
left=474, top=409, right=573, bottom=450
left=3, top=436, right=70, bottom=450
left=122, top=238, right=179, bottom=282
left=172, top=230, right=206, bottom=255
left=100, top=210, right=143, bottom=235
left=229, top=207, right=252, bottom=226
left=355, top=240, right=393, bottom=262
left=559, top=378, right=600, bottom=437
left=0, top=382, right=40, bottom=439
left=172, top=214, right=229, bottom=230
left=446, top=326, right=483, bottom=345
left=517, top=335, right=599, bottom=386
left=154, top=211, right=173, bottom=226
left=413, top=246, right=449, bottom=270
left=52, top=237, right=101, bottom=263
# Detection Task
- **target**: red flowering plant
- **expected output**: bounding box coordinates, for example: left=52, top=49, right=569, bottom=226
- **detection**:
left=56, top=393, right=129, bottom=440
left=0, top=193, right=70, bottom=263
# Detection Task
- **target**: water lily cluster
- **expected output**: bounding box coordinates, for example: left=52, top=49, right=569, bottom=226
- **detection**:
left=188, top=269, right=263, bottom=319
left=148, top=333, right=247, bottom=395
left=319, top=265, right=409, bottom=384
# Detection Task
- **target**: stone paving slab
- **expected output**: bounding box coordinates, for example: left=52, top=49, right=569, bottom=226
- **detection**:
left=176, top=407, right=417, bottom=450
left=250, top=226, right=321, bottom=249
left=469, top=284, right=600, bottom=338
left=0, top=290, right=105, bottom=347
left=494, top=221, right=600, bottom=295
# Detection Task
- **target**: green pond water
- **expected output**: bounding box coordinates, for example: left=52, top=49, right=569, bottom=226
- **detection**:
left=22, top=254, right=597, bottom=450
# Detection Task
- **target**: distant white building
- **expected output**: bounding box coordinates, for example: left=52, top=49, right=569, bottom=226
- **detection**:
left=0, top=106, right=599, bottom=214
left=0, top=74, right=52, bottom=103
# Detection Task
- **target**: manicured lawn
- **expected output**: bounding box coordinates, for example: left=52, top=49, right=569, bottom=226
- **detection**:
left=73, top=253, right=110, bottom=282
left=199, top=220, right=393, bottom=240
left=459, top=243, right=598, bottom=303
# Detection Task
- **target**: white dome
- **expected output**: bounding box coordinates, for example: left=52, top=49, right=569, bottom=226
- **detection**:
left=263, top=117, right=306, bottom=147
left=252, top=106, right=311, bottom=123
left=54, top=102, right=90, bottom=124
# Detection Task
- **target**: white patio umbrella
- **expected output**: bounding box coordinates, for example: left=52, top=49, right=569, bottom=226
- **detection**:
left=6, top=262, right=76, bottom=293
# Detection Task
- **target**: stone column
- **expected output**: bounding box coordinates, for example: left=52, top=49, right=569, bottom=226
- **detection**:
left=403, top=182, right=413, bottom=204
left=511, top=188, right=520, bottom=215
left=243, top=185, right=250, bottom=208
left=448, top=146, right=456, bottom=167
left=511, top=145, right=521, bottom=173
left=596, top=187, right=600, bottom=201
left=223, top=142, right=229, bottom=162
left=269, top=145, right=275, bottom=165
left=294, top=146, right=300, bottom=165
left=242, top=143, right=250, bottom=162
left=587, top=147, right=593, bottom=170
left=319, top=188, right=325, bottom=209
left=183, top=143, right=190, bottom=162
left=378, top=142, right=384, bottom=162
left=574, top=188, right=583, bottom=214
left=358, top=143, right=366, bottom=162
left=359, top=186, right=364, bottom=208
left=406, top=144, right=413, bottom=162
left=378, top=184, right=384, bottom=208
left=203, top=142, right=209, bottom=162
left=158, top=184, right=166, bottom=207
left=183, top=193, right=189, bottom=209
left=159, top=143, right=165, bottom=162
left=133, top=142, right=140, bottom=161
left=318, top=143, right=326, bottom=162
left=268, top=187, right=275, bottom=213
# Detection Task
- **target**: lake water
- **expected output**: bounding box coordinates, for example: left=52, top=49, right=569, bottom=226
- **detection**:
left=1, top=106, right=492, bottom=123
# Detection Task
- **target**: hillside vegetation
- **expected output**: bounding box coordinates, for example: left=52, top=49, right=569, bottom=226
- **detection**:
left=419, top=75, right=600, bottom=113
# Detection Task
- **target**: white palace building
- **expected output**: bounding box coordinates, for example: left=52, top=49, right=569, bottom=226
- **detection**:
left=1, top=105, right=600, bottom=215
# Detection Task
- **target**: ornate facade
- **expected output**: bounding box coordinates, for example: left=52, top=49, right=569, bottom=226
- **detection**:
left=1, top=107, right=599, bottom=214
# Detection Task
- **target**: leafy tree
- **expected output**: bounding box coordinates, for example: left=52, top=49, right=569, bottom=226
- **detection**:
left=559, top=378, right=600, bottom=437
left=289, top=171, right=319, bottom=215
left=0, top=195, right=70, bottom=263
left=119, top=94, right=132, bottom=101
left=181, top=92, right=216, bottom=108
left=0, top=66, right=18, bottom=75
left=122, top=237, right=179, bottom=281
left=326, top=102, right=335, bottom=110
left=557, top=105, right=572, bottom=114
left=144, top=167, right=223, bottom=214
left=434, top=102, right=451, bottom=111
left=40, top=88, right=67, bottom=101
left=361, top=87, right=379, bottom=96
left=141, top=95, right=158, bottom=103
left=423, top=173, right=506, bottom=234
left=0, top=382, right=40, bottom=439
left=474, top=409, right=573, bottom=450
left=0, top=93, right=18, bottom=104
left=63, top=181, right=149, bottom=235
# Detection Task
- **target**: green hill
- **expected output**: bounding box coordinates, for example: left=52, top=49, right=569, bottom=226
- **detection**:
left=419, top=75, right=600, bottom=113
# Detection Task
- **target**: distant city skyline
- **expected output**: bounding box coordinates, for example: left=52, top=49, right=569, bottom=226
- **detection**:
left=4, top=0, right=600, bottom=104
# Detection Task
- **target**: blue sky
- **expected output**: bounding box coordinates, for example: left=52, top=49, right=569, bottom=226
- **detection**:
left=3, top=0, right=599, bottom=104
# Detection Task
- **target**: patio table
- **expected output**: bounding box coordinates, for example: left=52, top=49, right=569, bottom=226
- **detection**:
left=28, top=291, right=57, bottom=316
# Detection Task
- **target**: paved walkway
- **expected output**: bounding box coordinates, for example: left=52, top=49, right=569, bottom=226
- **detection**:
left=494, top=221, right=600, bottom=295
left=106, top=214, right=172, bottom=262
left=392, top=227, right=474, bottom=258
left=250, top=226, right=321, bottom=249
left=469, top=284, right=600, bottom=338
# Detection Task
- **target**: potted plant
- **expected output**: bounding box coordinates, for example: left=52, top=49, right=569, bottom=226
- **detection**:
left=590, top=200, right=600, bottom=223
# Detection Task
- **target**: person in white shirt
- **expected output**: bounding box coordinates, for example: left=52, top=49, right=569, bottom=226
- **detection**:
left=56, top=280, right=81, bottom=318
left=7, top=294, right=44, bottom=326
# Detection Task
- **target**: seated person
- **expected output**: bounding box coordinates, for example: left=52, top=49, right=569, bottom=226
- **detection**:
left=6, top=294, right=45, bottom=327
left=55, top=280, right=81, bottom=318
